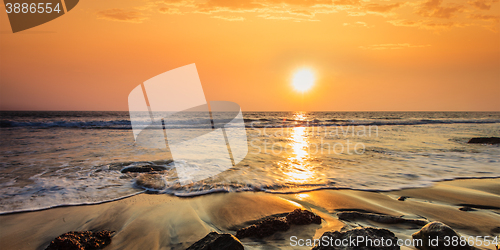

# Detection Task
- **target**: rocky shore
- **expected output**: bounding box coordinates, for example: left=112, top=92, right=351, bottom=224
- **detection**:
left=0, top=178, right=499, bottom=250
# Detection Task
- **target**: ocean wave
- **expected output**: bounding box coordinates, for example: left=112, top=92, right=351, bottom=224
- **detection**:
left=246, top=118, right=500, bottom=128
left=2, top=175, right=500, bottom=215
left=2, top=118, right=499, bottom=129
left=1, top=148, right=499, bottom=214
left=0, top=119, right=132, bottom=129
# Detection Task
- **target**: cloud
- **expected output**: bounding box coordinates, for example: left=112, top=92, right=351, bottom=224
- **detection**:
left=191, top=0, right=339, bottom=21
left=156, top=0, right=195, bottom=7
left=288, top=9, right=315, bottom=17
left=257, top=14, right=320, bottom=21
left=265, top=0, right=333, bottom=7
left=343, top=21, right=372, bottom=27
left=195, top=0, right=265, bottom=13
left=468, top=0, right=499, bottom=10
left=364, top=2, right=404, bottom=13
left=388, top=19, right=468, bottom=30
left=97, top=9, right=149, bottom=23
left=469, top=13, right=500, bottom=22
left=211, top=15, right=245, bottom=21
left=96, top=0, right=339, bottom=23
left=133, top=0, right=405, bottom=23
left=333, top=0, right=362, bottom=6
left=416, top=0, right=464, bottom=19
left=94, top=0, right=499, bottom=31
left=158, top=7, right=183, bottom=14
left=359, top=43, right=431, bottom=50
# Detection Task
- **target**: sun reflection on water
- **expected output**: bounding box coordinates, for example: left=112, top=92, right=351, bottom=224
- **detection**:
left=277, top=113, right=316, bottom=184
left=294, top=113, right=306, bottom=122
left=296, top=193, right=310, bottom=200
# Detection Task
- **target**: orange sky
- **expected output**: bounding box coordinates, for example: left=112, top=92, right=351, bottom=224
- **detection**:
left=0, top=0, right=499, bottom=111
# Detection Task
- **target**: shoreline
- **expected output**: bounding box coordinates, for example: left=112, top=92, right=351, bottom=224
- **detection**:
left=2, top=175, right=500, bottom=216
left=0, top=178, right=499, bottom=249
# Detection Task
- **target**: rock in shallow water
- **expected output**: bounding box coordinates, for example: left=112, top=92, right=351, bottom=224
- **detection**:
left=467, top=137, right=500, bottom=145
left=312, top=227, right=400, bottom=250
left=121, top=165, right=167, bottom=173
left=412, top=221, right=474, bottom=250
left=337, top=211, right=428, bottom=226
left=458, top=206, right=476, bottom=211
left=236, top=209, right=322, bottom=239
left=397, top=196, right=408, bottom=201
left=286, top=209, right=322, bottom=225
left=45, top=230, right=114, bottom=250
left=135, top=173, right=166, bottom=190
left=186, top=232, right=244, bottom=250
left=236, top=217, right=290, bottom=239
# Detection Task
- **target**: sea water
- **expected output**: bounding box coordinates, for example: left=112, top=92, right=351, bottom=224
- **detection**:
left=0, top=111, right=499, bottom=213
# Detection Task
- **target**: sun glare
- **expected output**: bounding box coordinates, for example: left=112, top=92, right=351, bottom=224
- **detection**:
left=292, top=69, right=315, bottom=92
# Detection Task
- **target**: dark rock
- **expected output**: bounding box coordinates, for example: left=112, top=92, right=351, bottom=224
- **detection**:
left=151, top=160, right=173, bottom=166
left=412, top=221, right=473, bottom=250
left=236, top=209, right=322, bottom=239
left=122, top=167, right=153, bottom=173
left=236, top=217, right=290, bottom=239
left=108, top=162, right=146, bottom=171
left=467, top=137, right=500, bottom=145
left=186, top=232, right=244, bottom=250
left=312, top=227, right=400, bottom=250
left=119, top=174, right=134, bottom=180
left=337, top=211, right=428, bottom=226
left=335, top=209, right=376, bottom=213
left=286, top=209, right=322, bottom=225
left=491, top=226, right=500, bottom=234
left=45, top=230, right=114, bottom=250
left=121, top=165, right=167, bottom=173
left=459, top=206, right=476, bottom=211
left=135, top=173, right=166, bottom=190
left=108, top=160, right=172, bottom=172
left=397, top=196, right=408, bottom=201
left=456, top=203, right=500, bottom=210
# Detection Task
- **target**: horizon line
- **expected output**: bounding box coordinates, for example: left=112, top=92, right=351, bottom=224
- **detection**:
left=1, top=110, right=499, bottom=113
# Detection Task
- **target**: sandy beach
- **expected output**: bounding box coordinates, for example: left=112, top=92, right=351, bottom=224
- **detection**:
left=0, top=178, right=499, bottom=250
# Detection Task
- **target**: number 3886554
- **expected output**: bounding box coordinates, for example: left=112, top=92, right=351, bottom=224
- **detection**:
left=5, top=3, right=62, bottom=14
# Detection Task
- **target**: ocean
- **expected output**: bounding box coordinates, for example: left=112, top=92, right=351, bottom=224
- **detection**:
left=0, top=111, right=499, bottom=214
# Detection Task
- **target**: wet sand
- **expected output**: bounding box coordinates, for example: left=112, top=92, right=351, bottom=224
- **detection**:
left=1, top=178, right=499, bottom=250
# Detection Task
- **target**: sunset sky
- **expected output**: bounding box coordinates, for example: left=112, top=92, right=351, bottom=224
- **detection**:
left=0, top=0, right=499, bottom=111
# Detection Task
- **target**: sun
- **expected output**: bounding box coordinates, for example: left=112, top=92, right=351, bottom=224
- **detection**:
left=292, top=69, right=315, bottom=92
